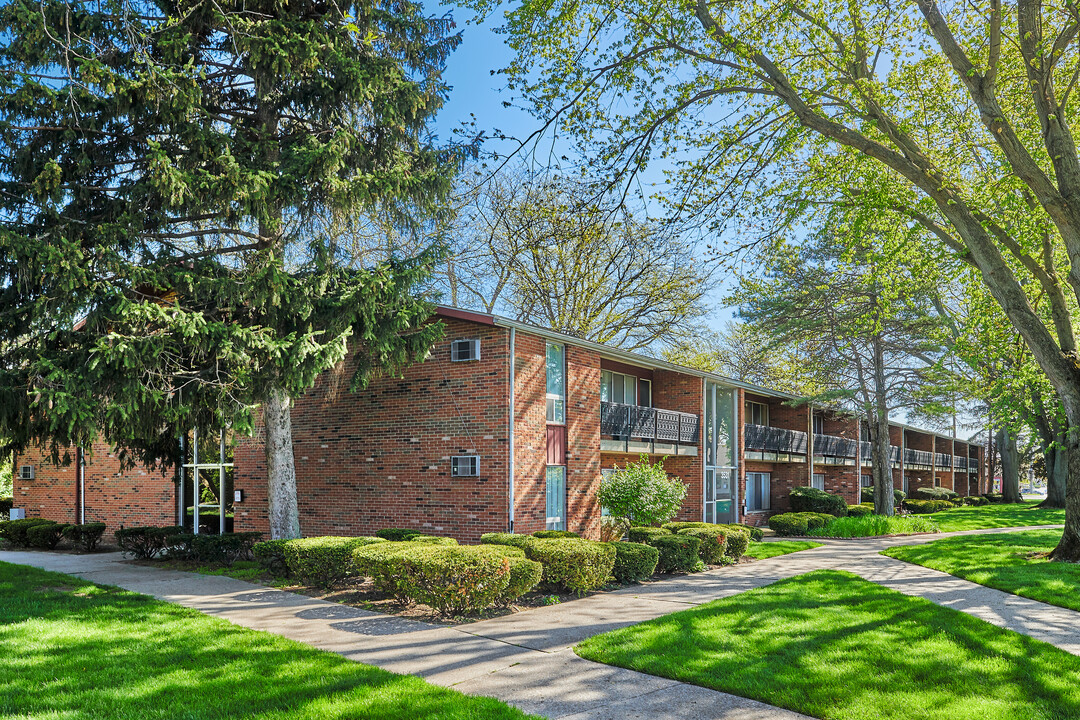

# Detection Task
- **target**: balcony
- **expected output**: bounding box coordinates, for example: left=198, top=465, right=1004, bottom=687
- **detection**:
left=954, top=456, right=968, bottom=470
left=859, top=441, right=902, bottom=466
left=600, top=401, right=700, bottom=456
left=904, top=448, right=934, bottom=469
left=814, top=434, right=858, bottom=457
left=935, top=452, right=952, bottom=469
left=745, top=424, right=807, bottom=462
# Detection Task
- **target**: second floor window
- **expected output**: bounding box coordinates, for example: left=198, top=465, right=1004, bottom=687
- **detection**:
left=746, top=401, right=769, bottom=426
left=812, top=412, right=824, bottom=435
left=546, top=342, right=565, bottom=424
left=600, top=370, right=641, bottom=405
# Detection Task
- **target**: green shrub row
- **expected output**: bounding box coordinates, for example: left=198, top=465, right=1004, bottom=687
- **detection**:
left=904, top=499, right=955, bottom=514
left=845, top=504, right=873, bottom=517
left=479, top=533, right=616, bottom=594
left=768, top=512, right=836, bottom=536
left=375, top=528, right=423, bottom=542
left=983, top=492, right=1004, bottom=503
left=648, top=534, right=700, bottom=573
left=789, top=486, right=847, bottom=517
left=284, top=536, right=388, bottom=587
left=610, top=541, right=658, bottom=582
left=912, top=487, right=959, bottom=501
left=860, top=486, right=908, bottom=505
left=168, top=532, right=263, bottom=566
left=677, top=527, right=727, bottom=564
left=960, top=495, right=989, bottom=506
left=115, top=526, right=185, bottom=559
left=648, top=522, right=752, bottom=562
left=252, top=539, right=290, bottom=576
left=0, top=518, right=55, bottom=548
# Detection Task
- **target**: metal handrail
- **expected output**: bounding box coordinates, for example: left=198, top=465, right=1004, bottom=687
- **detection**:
left=600, top=401, right=700, bottom=443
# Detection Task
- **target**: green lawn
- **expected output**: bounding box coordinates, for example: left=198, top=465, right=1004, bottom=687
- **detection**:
left=0, top=562, right=534, bottom=719
left=575, top=569, right=1080, bottom=720
left=882, top=530, right=1080, bottom=612
left=930, top=501, right=1064, bottom=532
left=742, top=540, right=823, bottom=559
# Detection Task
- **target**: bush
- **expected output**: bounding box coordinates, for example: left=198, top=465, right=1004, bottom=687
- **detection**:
left=469, top=545, right=542, bottom=603
left=192, top=532, right=263, bottom=566
left=962, top=495, right=989, bottom=506
left=648, top=534, right=701, bottom=573
left=284, top=536, right=387, bottom=587
left=768, top=513, right=809, bottom=537
left=0, top=518, right=54, bottom=548
left=677, top=527, right=727, bottom=564
left=28, top=522, right=67, bottom=549
left=913, top=487, right=959, bottom=501
left=352, top=541, right=427, bottom=597
left=984, top=492, right=1004, bottom=503
left=905, top=499, right=954, bottom=514
left=716, top=525, right=751, bottom=559
left=598, top=455, right=688, bottom=527
left=410, top=535, right=458, bottom=546
left=846, top=504, right=873, bottom=517
left=627, top=526, right=672, bottom=543
left=600, top=516, right=630, bottom=542
left=789, top=486, right=847, bottom=517
left=62, top=523, right=107, bottom=552
left=525, top=538, right=616, bottom=594
left=395, top=546, right=512, bottom=615
left=660, top=521, right=709, bottom=532
left=610, top=541, right=659, bottom=582
left=533, top=530, right=580, bottom=539
left=479, top=532, right=538, bottom=551
left=795, top=512, right=835, bottom=531
left=115, top=526, right=184, bottom=559
left=861, top=486, right=907, bottom=506
left=376, top=528, right=424, bottom=541
left=808, top=514, right=939, bottom=537
left=253, top=539, right=291, bottom=576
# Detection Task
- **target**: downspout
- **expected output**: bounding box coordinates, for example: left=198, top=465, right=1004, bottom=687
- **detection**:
left=78, top=446, right=85, bottom=525
left=508, top=327, right=516, bottom=533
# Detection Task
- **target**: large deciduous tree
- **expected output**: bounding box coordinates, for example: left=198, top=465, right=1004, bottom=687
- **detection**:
left=0, top=0, right=460, bottom=538
left=466, top=0, right=1080, bottom=559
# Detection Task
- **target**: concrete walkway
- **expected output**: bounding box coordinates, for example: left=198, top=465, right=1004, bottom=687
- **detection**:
left=2, top=523, right=1073, bottom=719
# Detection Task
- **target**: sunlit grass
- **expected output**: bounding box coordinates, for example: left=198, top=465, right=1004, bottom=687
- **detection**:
left=0, top=562, right=535, bottom=719
left=741, top=540, right=823, bottom=559
left=928, top=501, right=1064, bottom=532
left=883, top=530, right=1080, bottom=611
left=808, top=514, right=939, bottom=537
left=576, top=569, right=1080, bottom=720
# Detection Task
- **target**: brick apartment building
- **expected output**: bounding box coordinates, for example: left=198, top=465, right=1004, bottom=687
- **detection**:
left=12, top=307, right=986, bottom=540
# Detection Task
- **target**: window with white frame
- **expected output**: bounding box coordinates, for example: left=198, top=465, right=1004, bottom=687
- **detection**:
left=860, top=474, right=873, bottom=487
left=746, top=401, right=769, bottom=426
left=546, top=342, right=565, bottom=424
left=812, top=413, right=824, bottom=435
left=600, top=369, right=639, bottom=406
left=811, top=473, right=825, bottom=491
left=745, top=472, right=771, bottom=511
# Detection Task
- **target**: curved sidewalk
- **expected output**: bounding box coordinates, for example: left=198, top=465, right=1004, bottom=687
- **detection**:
left=2, top=524, right=1073, bottom=719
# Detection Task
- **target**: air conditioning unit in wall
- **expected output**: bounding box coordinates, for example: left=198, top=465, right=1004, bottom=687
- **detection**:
left=18, top=464, right=33, bottom=481
left=451, top=456, right=480, bottom=477
left=450, top=338, right=481, bottom=362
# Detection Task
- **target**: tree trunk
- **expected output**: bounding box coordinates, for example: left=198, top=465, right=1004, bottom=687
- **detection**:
left=264, top=387, right=301, bottom=539
left=1044, top=436, right=1068, bottom=508
left=997, top=427, right=1022, bottom=503
left=871, top=415, right=894, bottom=517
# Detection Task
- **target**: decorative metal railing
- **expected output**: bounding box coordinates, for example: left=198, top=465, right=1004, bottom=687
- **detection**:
left=935, top=452, right=952, bottom=469
left=600, top=402, right=700, bottom=444
left=814, top=433, right=858, bottom=458
left=745, top=424, right=809, bottom=454
left=904, top=448, right=934, bottom=467
left=860, top=442, right=902, bottom=463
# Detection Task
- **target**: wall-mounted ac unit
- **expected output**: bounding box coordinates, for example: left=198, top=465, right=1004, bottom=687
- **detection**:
left=18, top=464, right=34, bottom=481
left=451, top=456, right=480, bottom=477
left=450, top=338, right=481, bottom=362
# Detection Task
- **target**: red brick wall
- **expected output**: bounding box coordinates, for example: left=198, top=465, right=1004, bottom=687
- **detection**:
left=904, top=430, right=935, bottom=492
left=14, top=443, right=176, bottom=535
left=653, top=370, right=704, bottom=521
left=816, top=412, right=860, bottom=506
left=512, top=331, right=548, bottom=535
left=235, top=318, right=512, bottom=544
left=566, top=345, right=602, bottom=539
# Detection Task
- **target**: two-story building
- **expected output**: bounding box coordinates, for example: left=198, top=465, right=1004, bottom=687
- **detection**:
left=12, top=307, right=986, bottom=540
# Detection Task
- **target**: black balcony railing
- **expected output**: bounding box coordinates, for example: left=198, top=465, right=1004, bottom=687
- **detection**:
left=814, top=433, right=858, bottom=458
left=859, top=441, right=902, bottom=463
left=954, top=456, right=968, bottom=470
left=904, top=448, right=934, bottom=467
left=600, top=402, right=700, bottom=444
left=935, top=452, right=952, bottom=469
left=745, top=424, right=809, bottom=454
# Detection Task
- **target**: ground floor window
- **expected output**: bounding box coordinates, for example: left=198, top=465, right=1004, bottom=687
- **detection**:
left=811, top=473, right=825, bottom=491
left=180, top=428, right=234, bottom=535
left=546, top=466, right=566, bottom=530
left=745, top=472, right=771, bottom=511
left=860, top=474, right=873, bottom=487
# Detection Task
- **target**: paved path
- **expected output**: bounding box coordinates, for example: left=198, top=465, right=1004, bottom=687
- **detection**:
left=2, top=523, right=1073, bottom=719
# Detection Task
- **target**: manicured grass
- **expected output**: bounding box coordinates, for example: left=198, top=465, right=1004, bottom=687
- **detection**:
left=741, top=540, right=823, bottom=559
left=882, top=530, right=1080, bottom=612
left=930, top=501, right=1064, bottom=532
left=575, top=569, right=1080, bottom=720
left=0, top=562, right=534, bottom=719
left=808, top=514, right=938, bottom=537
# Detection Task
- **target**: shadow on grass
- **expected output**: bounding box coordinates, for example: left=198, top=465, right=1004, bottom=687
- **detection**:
left=575, top=569, right=1080, bottom=720
left=0, top=562, right=533, bottom=720
left=933, top=501, right=1065, bottom=532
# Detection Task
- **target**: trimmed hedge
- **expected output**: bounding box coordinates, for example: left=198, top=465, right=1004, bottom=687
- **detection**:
left=284, top=536, right=387, bottom=587
left=913, top=487, right=959, bottom=501
left=660, top=521, right=708, bottom=532
left=677, top=527, right=727, bottom=564
left=533, top=530, right=580, bottom=539
left=28, top=522, right=67, bottom=549
left=648, top=534, right=701, bottom=573
left=796, top=512, right=835, bottom=531
left=0, top=518, right=54, bottom=548
left=410, top=535, right=458, bottom=546
left=191, top=532, right=263, bottom=566
left=628, top=526, right=672, bottom=543
left=375, top=528, right=423, bottom=542
left=62, top=522, right=107, bottom=552
left=479, top=532, right=538, bottom=551
left=961, top=495, right=989, bottom=506
left=115, top=526, right=184, bottom=559
left=846, top=504, right=873, bottom=517
left=253, top=539, right=290, bottom=576
left=789, top=486, right=847, bottom=517
left=717, top=525, right=751, bottom=560
left=768, top=513, right=809, bottom=537
left=468, top=544, right=542, bottom=604
left=526, top=538, right=616, bottom=594
left=610, top=541, right=659, bottom=582
left=984, top=492, right=1004, bottom=503
left=861, top=486, right=908, bottom=505
left=905, top=499, right=954, bottom=514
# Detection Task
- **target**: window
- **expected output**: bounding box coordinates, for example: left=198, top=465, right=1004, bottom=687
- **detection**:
left=451, top=456, right=480, bottom=477
left=600, top=369, right=638, bottom=405
left=860, top=474, right=873, bottom=487
left=18, top=464, right=33, bottom=480
left=546, top=466, right=566, bottom=530
left=934, top=476, right=941, bottom=487
left=450, top=338, right=480, bottom=362
left=746, top=472, right=771, bottom=511
left=811, top=473, right=825, bottom=491
left=546, top=343, right=565, bottom=423
left=746, top=401, right=769, bottom=426
left=812, top=413, right=824, bottom=435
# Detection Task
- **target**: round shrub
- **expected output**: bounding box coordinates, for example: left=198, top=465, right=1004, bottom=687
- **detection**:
left=846, top=504, right=873, bottom=517
left=660, top=521, right=709, bottom=532
left=598, top=455, right=688, bottom=527
left=905, top=499, right=954, bottom=514
left=913, top=487, right=959, bottom=501
left=0, top=518, right=56, bottom=548
left=789, top=486, right=847, bottom=517
left=61, top=522, right=107, bottom=552
left=190, top=532, right=263, bottom=566
left=525, top=538, right=616, bottom=594
left=376, top=528, right=423, bottom=541
left=410, top=535, right=458, bottom=546
left=677, top=527, right=727, bottom=564
left=768, top=513, right=809, bottom=537
left=628, top=526, right=672, bottom=543
left=284, top=536, right=387, bottom=587
left=717, top=525, right=750, bottom=560
left=610, top=541, right=659, bottom=582
left=648, top=534, right=701, bottom=573
left=533, top=530, right=580, bottom=539
left=115, top=525, right=184, bottom=559
left=983, top=492, right=1004, bottom=503
left=962, top=495, right=989, bottom=506
left=352, top=541, right=427, bottom=596
left=27, top=522, right=67, bottom=550
left=470, top=545, right=542, bottom=603
left=253, top=539, right=291, bottom=576
left=795, top=512, right=834, bottom=531
left=479, top=532, right=538, bottom=551
left=395, top=546, right=511, bottom=615
left=861, top=486, right=907, bottom=506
